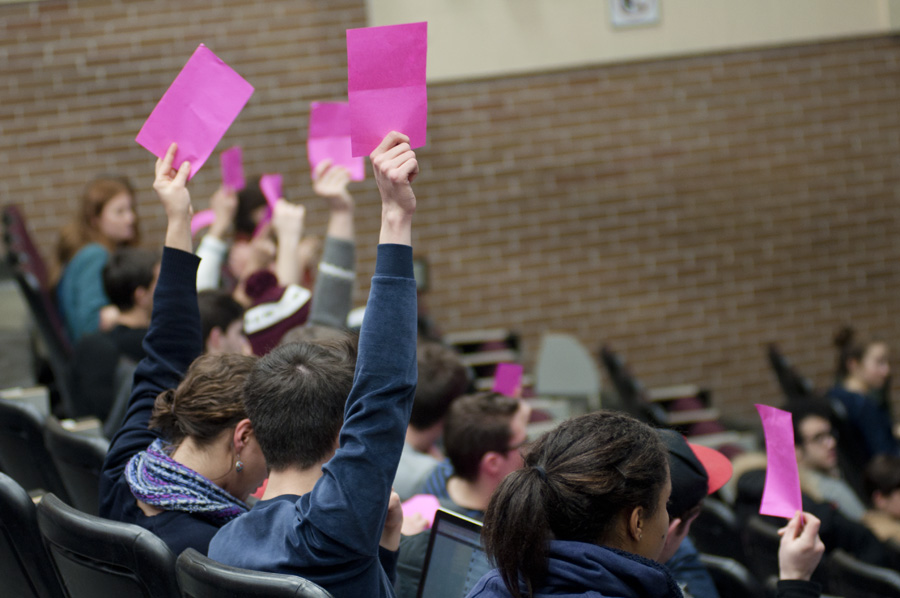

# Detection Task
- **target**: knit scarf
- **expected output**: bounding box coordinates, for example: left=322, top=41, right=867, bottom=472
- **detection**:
left=125, top=438, right=248, bottom=525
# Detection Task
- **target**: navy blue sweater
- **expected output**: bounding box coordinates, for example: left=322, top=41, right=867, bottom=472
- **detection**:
left=209, top=244, right=417, bottom=598
left=97, top=248, right=220, bottom=555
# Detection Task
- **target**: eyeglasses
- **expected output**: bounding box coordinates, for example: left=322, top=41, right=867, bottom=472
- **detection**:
left=804, top=429, right=837, bottom=445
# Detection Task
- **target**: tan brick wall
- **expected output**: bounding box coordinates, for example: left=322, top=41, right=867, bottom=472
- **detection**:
left=4, top=1, right=900, bottom=420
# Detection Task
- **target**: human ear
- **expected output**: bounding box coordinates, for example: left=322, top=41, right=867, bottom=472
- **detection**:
left=233, top=418, right=254, bottom=451
left=628, top=506, right=644, bottom=542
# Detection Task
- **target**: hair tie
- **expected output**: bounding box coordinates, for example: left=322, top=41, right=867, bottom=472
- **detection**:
left=534, top=465, right=549, bottom=483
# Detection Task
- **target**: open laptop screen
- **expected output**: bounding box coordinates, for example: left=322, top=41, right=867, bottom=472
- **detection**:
left=416, top=509, right=493, bottom=598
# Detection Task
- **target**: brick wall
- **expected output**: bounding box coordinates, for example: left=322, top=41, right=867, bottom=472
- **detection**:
left=4, top=0, right=900, bottom=420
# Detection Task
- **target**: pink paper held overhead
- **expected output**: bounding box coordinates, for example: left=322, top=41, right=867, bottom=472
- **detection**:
left=308, top=102, right=365, bottom=181
left=220, top=146, right=245, bottom=190
left=190, top=210, right=216, bottom=237
left=136, top=44, right=254, bottom=180
left=346, top=21, right=428, bottom=157
left=756, top=404, right=803, bottom=519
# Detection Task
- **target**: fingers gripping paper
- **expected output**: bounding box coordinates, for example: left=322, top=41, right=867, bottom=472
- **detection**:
left=756, top=404, right=803, bottom=519
left=346, top=22, right=428, bottom=157
left=308, top=102, right=365, bottom=181
left=136, top=44, right=254, bottom=179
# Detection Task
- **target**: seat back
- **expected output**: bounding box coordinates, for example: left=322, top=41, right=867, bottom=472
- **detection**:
left=827, top=549, right=900, bottom=598
left=0, top=473, right=66, bottom=598
left=598, top=345, right=668, bottom=425
left=2, top=205, right=75, bottom=414
left=43, top=416, right=109, bottom=515
left=102, top=357, right=138, bottom=439
left=534, top=333, right=601, bottom=411
left=699, top=553, right=765, bottom=598
left=0, top=398, right=71, bottom=502
left=36, top=493, right=180, bottom=598
left=741, top=516, right=781, bottom=584
left=176, top=548, right=334, bottom=598
left=690, top=498, right=745, bottom=564
left=766, top=344, right=815, bottom=402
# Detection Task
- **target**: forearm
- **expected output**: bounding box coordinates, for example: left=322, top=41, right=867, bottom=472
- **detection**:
left=379, top=208, right=413, bottom=247
left=275, top=232, right=301, bottom=286
left=165, top=213, right=192, bottom=253
left=195, top=235, right=227, bottom=291
left=309, top=237, right=355, bottom=328
left=326, top=206, right=354, bottom=241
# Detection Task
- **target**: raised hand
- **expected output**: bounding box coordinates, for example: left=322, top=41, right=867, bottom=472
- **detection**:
left=778, top=511, right=825, bottom=581
left=153, top=143, right=192, bottom=252
left=209, top=185, right=238, bottom=239
left=371, top=132, right=418, bottom=245
left=313, top=159, right=354, bottom=212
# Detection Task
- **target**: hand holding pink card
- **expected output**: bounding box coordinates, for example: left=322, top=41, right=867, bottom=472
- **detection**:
left=401, top=494, right=441, bottom=528
left=756, top=404, right=803, bottom=519
left=346, top=22, right=428, bottom=157
left=220, top=146, right=245, bottom=190
left=136, top=44, right=254, bottom=179
left=190, top=210, right=216, bottom=236
left=493, top=363, right=524, bottom=397
left=308, top=102, right=365, bottom=181
left=252, top=173, right=283, bottom=236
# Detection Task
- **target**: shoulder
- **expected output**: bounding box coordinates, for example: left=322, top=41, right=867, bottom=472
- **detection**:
left=71, top=243, right=109, bottom=264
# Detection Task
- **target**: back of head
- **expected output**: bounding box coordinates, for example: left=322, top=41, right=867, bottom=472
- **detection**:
left=198, top=290, right=245, bottom=345
left=444, top=392, right=520, bottom=482
left=56, top=176, right=137, bottom=267
left=103, top=247, right=159, bottom=311
left=235, top=177, right=268, bottom=238
left=150, top=353, right=257, bottom=446
left=409, top=340, right=470, bottom=431
left=864, top=455, right=900, bottom=504
left=834, top=326, right=869, bottom=380
left=482, top=411, right=667, bottom=598
left=243, top=340, right=357, bottom=471
left=279, top=324, right=359, bottom=348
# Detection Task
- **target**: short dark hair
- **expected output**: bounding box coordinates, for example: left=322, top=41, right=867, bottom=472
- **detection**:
left=444, top=392, right=520, bottom=483
left=198, top=290, right=245, bottom=344
left=788, top=399, right=834, bottom=447
left=482, top=411, right=668, bottom=598
left=865, top=455, right=900, bottom=502
left=409, top=340, right=470, bottom=430
left=235, top=177, right=269, bottom=238
left=102, top=247, right=159, bottom=310
left=243, top=340, right=357, bottom=471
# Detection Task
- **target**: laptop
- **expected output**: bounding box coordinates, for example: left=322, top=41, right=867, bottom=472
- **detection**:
left=416, top=509, right=493, bottom=598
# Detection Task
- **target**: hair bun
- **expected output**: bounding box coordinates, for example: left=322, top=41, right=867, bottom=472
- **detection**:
left=834, top=326, right=855, bottom=349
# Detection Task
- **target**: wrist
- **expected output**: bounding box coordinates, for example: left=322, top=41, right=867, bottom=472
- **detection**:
left=379, top=208, right=413, bottom=246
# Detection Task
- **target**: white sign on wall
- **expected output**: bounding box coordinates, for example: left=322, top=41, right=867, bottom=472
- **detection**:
left=610, top=0, right=661, bottom=28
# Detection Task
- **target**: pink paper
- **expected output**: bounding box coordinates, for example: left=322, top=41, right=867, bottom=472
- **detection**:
left=252, top=174, right=282, bottom=236
left=308, top=102, right=365, bottom=181
left=493, top=363, right=524, bottom=397
left=756, top=404, right=803, bottom=519
left=401, top=494, right=441, bottom=528
left=346, top=22, right=428, bottom=157
left=190, top=210, right=216, bottom=236
left=136, top=44, right=254, bottom=179
left=220, top=146, right=245, bottom=190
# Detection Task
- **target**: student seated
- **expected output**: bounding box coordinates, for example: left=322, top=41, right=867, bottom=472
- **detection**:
left=70, top=247, right=159, bottom=421
left=393, top=339, right=470, bottom=501
left=417, top=392, right=531, bottom=520
left=208, top=132, right=420, bottom=598
left=198, top=290, right=250, bottom=355
left=468, top=411, right=825, bottom=598
left=862, top=454, right=900, bottom=543
left=55, top=176, right=140, bottom=341
left=99, top=144, right=268, bottom=555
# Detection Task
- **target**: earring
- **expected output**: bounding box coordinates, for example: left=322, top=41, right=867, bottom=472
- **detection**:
left=235, top=455, right=244, bottom=473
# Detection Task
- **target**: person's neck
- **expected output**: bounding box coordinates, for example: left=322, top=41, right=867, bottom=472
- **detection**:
left=170, top=437, right=235, bottom=492
left=116, top=307, right=150, bottom=329
left=844, top=377, right=870, bottom=394
left=446, top=475, right=494, bottom=512
left=405, top=425, right=442, bottom=456
left=261, top=465, right=326, bottom=500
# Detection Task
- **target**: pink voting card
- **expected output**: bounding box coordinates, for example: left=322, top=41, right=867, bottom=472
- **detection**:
left=308, top=102, right=365, bottom=181
left=136, top=44, right=254, bottom=180
left=220, top=146, right=245, bottom=190
left=346, top=22, right=427, bottom=157
left=401, top=494, right=441, bottom=528
left=252, top=173, right=282, bottom=236
left=756, top=404, right=803, bottom=519
left=493, top=363, right=524, bottom=397
left=190, top=210, right=216, bottom=236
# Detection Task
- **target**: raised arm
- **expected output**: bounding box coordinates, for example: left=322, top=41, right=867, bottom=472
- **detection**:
left=302, top=131, right=418, bottom=557
left=100, top=144, right=203, bottom=497
left=309, top=160, right=356, bottom=328
left=272, top=199, right=307, bottom=287
left=196, top=185, right=237, bottom=291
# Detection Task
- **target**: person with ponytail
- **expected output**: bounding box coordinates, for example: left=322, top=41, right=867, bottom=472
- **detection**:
left=55, top=176, right=140, bottom=341
left=828, top=326, right=898, bottom=460
left=469, top=411, right=681, bottom=598
left=99, top=144, right=267, bottom=555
